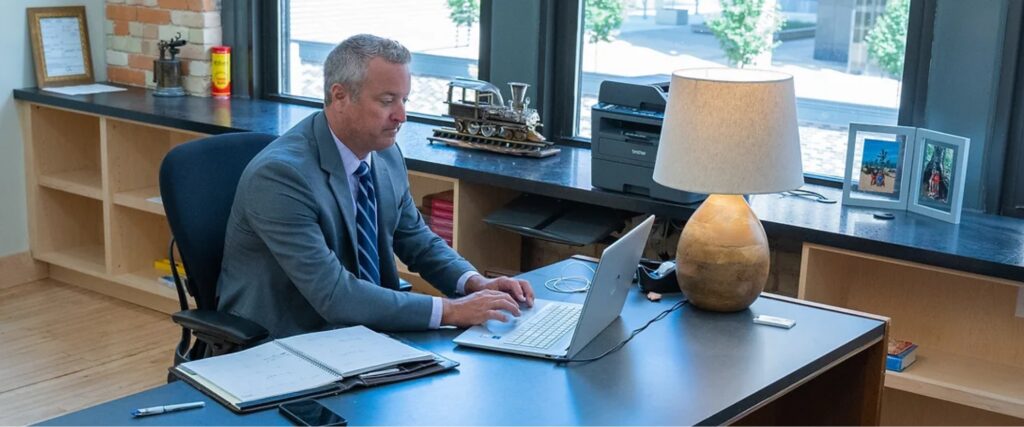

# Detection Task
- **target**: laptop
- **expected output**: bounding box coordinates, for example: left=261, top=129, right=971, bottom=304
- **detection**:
left=454, top=215, right=655, bottom=360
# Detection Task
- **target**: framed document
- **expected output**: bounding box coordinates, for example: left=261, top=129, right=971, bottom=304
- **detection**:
left=27, top=6, right=94, bottom=87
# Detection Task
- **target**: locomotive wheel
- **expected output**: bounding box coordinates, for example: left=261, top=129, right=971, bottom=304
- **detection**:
left=481, top=124, right=497, bottom=137
left=454, top=120, right=464, bottom=133
left=512, top=130, right=526, bottom=141
left=498, top=126, right=511, bottom=139
left=467, top=122, right=480, bottom=135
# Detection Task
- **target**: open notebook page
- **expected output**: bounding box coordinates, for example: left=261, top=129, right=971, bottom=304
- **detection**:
left=178, top=341, right=337, bottom=404
left=278, top=325, right=434, bottom=377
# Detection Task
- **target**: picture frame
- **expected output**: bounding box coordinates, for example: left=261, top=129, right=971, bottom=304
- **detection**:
left=27, top=6, right=94, bottom=87
left=908, top=128, right=970, bottom=224
left=841, top=123, right=917, bottom=210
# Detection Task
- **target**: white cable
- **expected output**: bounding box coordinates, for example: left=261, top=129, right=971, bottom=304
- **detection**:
left=544, top=261, right=596, bottom=293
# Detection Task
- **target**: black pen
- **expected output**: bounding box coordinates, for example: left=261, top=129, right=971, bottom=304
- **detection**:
left=131, top=401, right=205, bottom=417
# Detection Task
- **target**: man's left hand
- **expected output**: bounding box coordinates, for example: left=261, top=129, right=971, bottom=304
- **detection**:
left=465, top=275, right=534, bottom=307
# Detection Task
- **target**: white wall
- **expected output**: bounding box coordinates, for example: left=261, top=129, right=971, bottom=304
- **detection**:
left=0, top=0, right=106, bottom=257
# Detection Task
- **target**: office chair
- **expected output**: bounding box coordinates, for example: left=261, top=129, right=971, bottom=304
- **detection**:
left=159, top=132, right=277, bottom=370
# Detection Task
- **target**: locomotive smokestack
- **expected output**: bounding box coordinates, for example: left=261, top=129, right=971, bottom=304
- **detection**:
left=509, top=82, right=529, bottom=111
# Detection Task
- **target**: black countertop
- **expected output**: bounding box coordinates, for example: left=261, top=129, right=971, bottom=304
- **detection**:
left=14, top=86, right=1024, bottom=282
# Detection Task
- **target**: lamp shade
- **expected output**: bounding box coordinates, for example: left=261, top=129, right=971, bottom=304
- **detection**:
left=653, top=68, right=803, bottom=195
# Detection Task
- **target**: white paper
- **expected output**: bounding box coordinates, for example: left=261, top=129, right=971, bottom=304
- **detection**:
left=42, top=84, right=126, bottom=96
left=39, top=17, right=86, bottom=77
left=180, top=342, right=337, bottom=404
left=146, top=196, right=163, bottom=205
left=278, top=325, right=433, bottom=377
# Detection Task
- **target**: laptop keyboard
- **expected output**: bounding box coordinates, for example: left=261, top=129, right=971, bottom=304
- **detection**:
left=505, top=303, right=582, bottom=349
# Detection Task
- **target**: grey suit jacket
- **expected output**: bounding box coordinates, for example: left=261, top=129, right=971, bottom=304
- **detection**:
left=217, top=111, right=474, bottom=338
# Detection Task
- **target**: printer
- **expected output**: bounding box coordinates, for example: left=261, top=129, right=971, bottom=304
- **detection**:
left=591, top=80, right=705, bottom=204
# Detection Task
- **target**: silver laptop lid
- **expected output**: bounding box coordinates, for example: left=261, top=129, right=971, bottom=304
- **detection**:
left=563, top=215, right=655, bottom=358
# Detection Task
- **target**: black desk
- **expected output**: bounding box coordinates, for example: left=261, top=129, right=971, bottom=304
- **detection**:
left=40, top=259, right=886, bottom=426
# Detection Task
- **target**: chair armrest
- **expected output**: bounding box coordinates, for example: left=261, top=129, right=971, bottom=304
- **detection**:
left=172, top=309, right=269, bottom=347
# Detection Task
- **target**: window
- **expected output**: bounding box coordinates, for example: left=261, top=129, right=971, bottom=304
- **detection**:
left=574, top=0, right=911, bottom=179
left=278, top=0, right=481, bottom=117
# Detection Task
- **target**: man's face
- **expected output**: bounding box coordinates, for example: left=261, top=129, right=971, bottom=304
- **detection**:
left=328, top=57, right=410, bottom=156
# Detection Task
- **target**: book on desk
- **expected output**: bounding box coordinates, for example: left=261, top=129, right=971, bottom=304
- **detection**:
left=171, top=325, right=458, bottom=413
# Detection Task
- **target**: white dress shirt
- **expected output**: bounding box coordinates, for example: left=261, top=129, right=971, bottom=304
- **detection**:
left=329, top=129, right=479, bottom=328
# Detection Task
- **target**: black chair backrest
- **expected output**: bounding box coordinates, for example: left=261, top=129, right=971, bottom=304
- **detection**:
left=159, top=132, right=276, bottom=310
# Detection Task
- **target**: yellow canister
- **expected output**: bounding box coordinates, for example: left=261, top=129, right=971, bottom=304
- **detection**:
left=211, top=46, right=231, bottom=98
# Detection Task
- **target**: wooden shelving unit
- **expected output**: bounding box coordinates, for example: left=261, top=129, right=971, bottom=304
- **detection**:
left=20, top=103, right=203, bottom=314
left=21, top=102, right=523, bottom=315
left=800, top=243, right=1024, bottom=425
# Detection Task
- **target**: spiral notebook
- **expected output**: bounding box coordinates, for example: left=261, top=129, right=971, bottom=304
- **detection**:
left=172, top=325, right=457, bottom=412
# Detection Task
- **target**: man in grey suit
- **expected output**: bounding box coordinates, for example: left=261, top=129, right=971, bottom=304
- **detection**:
left=218, top=34, right=533, bottom=339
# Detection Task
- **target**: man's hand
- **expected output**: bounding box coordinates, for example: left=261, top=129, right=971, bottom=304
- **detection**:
left=441, top=290, right=521, bottom=327
left=465, top=275, right=535, bottom=307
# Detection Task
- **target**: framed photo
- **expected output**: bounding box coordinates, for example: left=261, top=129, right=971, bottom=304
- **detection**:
left=841, top=123, right=917, bottom=210
left=27, top=6, right=94, bottom=87
left=908, top=129, right=970, bottom=223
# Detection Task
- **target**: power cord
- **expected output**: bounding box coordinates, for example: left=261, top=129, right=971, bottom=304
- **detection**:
left=558, top=299, right=689, bottom=365
left=544, top=261, right=595, bottom=293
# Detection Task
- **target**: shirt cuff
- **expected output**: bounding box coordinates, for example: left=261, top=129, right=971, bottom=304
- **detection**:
left=429, top=296, right=443, bottom=329
left=456, top=270, right=481, bottom=295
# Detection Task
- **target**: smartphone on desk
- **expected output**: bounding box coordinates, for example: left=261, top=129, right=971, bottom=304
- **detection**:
left=279, top=400, right=347, bottom=426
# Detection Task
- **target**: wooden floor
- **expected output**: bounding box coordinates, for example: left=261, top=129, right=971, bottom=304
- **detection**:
left=0, top=278, right=179, bottom=425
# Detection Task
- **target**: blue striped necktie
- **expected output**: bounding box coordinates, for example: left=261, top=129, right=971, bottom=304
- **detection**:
left=354, top=161, right=381, bottom=286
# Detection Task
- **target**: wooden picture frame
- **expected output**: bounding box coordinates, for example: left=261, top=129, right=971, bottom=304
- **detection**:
left=908, top=128, right=970, bottom=224
left=841, top=123, right=917, bottom=210
left=27, top=6, right=94, bottom=87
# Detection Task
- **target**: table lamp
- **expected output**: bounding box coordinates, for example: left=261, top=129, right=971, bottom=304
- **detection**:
left=653, top=68, right=803, bottom=312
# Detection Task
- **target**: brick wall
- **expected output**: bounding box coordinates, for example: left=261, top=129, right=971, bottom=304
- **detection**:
left=105, top=0, right=221, bottom=97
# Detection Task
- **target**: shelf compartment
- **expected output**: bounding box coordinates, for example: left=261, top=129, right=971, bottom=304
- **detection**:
left=36, top=245, right=106, bottom=277
left=886, top=349, right=1024, bottom=418
left=29, top=105, right=101, bottom=194
left=108, top=205, right=173, bottom=290
left=113, top=186, right=164, bottom=216
left=800, top=243, right=1024, bottom=421
left=33, top=188, right=106, bottom=275
left=105, top=118, right=202, bottom=195
left=37, top=169, right=102, bottom=200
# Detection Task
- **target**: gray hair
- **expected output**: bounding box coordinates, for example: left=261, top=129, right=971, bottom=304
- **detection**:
left=323, top=34, right=411, bottom=104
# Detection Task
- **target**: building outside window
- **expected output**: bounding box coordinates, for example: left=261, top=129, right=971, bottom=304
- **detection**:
left=281, top=0, right=481, bottom=117
left=577, top=0, right=909, bottom=179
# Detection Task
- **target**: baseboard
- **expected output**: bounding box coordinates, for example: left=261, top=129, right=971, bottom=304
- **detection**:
left=0, top=251, right=49, bottom=289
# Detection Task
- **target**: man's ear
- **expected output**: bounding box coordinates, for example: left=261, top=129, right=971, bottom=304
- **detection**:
left=328, top=83, right=349, bottom=110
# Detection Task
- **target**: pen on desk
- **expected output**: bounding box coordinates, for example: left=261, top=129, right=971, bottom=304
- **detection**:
left=131, top=401, right=205, bottom=417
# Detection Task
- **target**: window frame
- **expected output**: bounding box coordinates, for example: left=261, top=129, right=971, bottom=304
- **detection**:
left=256, top=1, right=948, bottom=188
left=259, top=0, right=490, bottom=127
left=547, top=0, right=935, bottom=181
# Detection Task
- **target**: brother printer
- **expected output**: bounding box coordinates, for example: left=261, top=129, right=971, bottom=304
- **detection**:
left=591, top=80, right=705, bottom=204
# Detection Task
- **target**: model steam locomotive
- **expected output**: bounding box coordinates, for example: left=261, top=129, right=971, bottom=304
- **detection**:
left=429, top=78, right=559, bottom=158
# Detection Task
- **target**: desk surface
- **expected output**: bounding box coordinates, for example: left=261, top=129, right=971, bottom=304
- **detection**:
left=40, top=260, right=885, bottom=426
left=13, top=86, right=1024, bottom=283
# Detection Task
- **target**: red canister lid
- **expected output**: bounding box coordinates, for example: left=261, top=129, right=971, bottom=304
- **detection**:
left=212, top=46, right=231, bottom=54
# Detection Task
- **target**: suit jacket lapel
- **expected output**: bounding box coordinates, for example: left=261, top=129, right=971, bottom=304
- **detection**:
left=313, top=112, right=359, bottom=259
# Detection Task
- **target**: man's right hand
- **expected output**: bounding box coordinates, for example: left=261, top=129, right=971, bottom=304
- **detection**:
left=441, top=290, right=521, bottom=327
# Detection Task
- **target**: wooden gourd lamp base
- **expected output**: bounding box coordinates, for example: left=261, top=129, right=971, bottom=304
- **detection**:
left=675, top=194, right=769, bottom=312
